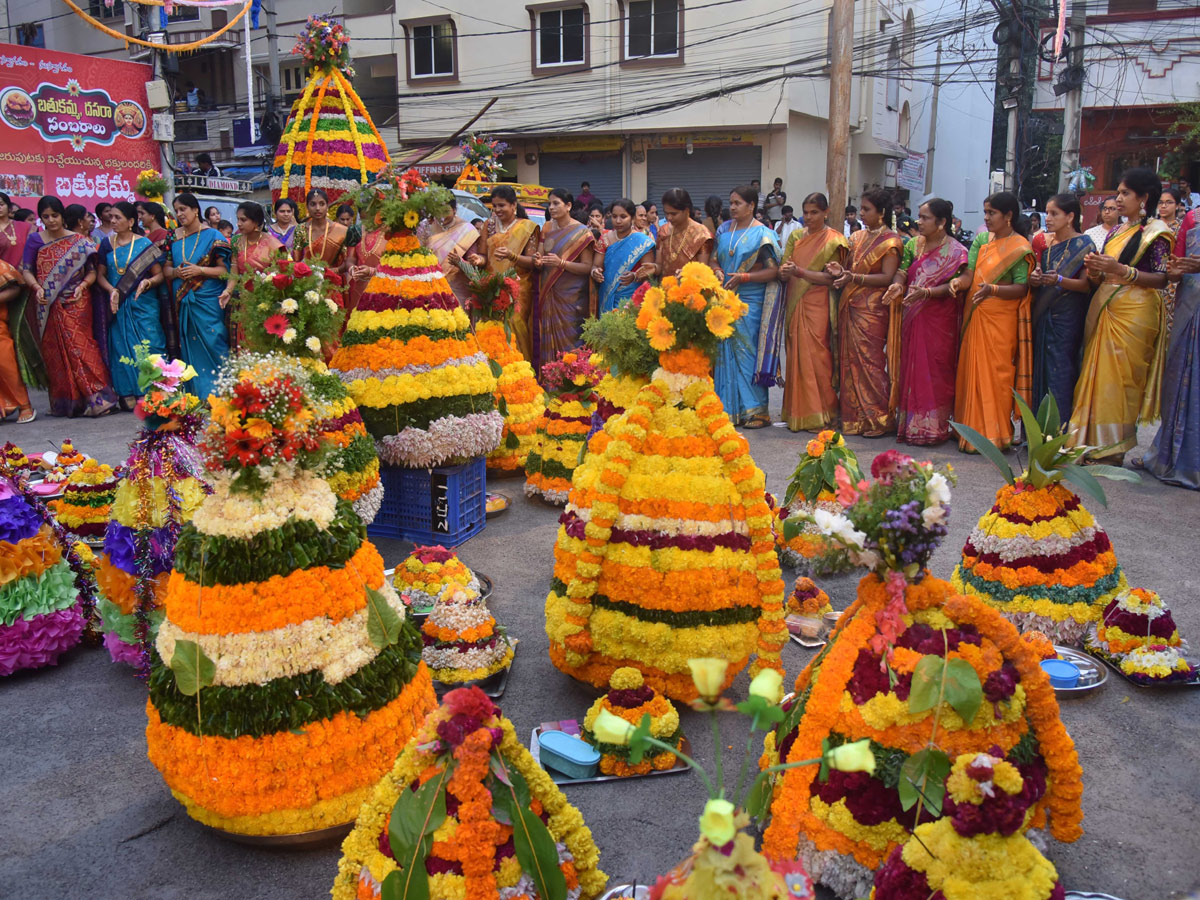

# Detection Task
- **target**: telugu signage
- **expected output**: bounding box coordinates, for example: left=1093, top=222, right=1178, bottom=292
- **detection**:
left=0, top=43, right=159, bottom=206
left=896, top=151, right=927, bottom=192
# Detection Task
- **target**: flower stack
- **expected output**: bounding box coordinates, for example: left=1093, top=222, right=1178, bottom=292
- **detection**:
left=95, top=351, right=208, bottom=668
left=760, top=453, right=1083, bottom=900
left=787, top=578, right=832, bottom=619
left=4, top=443, right=33, bottom=479
left=871, top=752, right=1066, bottom=900
left=524, top=351, right=606, bottom=505
left=330, top=170, right=502, bottom=468
left=583, top=667, right=681, bottom=776
left=145, top=353, right=436, bottom=836
left=460, top=261, right=546, bottom=472
left=50, top=460, right=119, bottom=539
left=270, top=16, right=389, bottom=211
left=581, top=289, right=659, bottom=434
left=235, top=257, right=383, bottom=524
left=950, top=395, right=1136, bottom=645
left=136, top=169, right=169, bottom=204
left=1084, top=587, right=1197, bottom=684
left=544, top=263, right=787, bottom=702
left=331, top=686, right=607, bottom=900
left=454, top=133, right=509, bottom=186
left=54, top=439, right=86, bottom=474
left=391, top=545, right=480, bottom=614
left=776, top=431, right=864, bottom=575
left=421, top=580, right=514, bottom=686
left=0, top=476, right=82, bottom=676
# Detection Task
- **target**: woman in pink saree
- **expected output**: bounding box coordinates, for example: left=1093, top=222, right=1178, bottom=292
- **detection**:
left=883, top=198, right=968, bottom=446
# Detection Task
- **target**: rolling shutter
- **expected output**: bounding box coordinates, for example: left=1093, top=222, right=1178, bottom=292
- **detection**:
left=537, top=152, right=623, bottom=207
left=646, top=146, right=763, bottom=210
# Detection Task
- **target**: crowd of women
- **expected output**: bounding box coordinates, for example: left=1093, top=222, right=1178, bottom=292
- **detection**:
left=1, top=162, right=1195, bottom=491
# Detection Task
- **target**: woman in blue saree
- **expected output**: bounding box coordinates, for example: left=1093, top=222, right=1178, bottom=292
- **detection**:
left=1027, top=194, right=1095, bottom=421
left=711, top=184, right=781, bottom=428
left=96, top=201, right=167, bottom=407
left=592, top=199, right=656, bottom=315
left=164, top=193, right=230, bottom=400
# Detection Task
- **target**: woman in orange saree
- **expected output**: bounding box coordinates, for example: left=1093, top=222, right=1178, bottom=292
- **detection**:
left=293, top=188, right=355, bottom=278
left=778, top=192, right=848, bottom=432
left=639, top=188, right=713, bottom=280
left=533, top=188, right=595, bottom=369
left=219, top=202, right=284, bottom=352
left=1072, top=167, right=1173, bottom=463
left=476, top=185, right=539, bottom=362
left=949, top=191, right=1035, bottom=452
left=831, top=189, right=903, bottom=436
left=423, top=198, right=480, bottom=309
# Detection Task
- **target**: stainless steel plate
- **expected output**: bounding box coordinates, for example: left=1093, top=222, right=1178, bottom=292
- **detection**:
left=434, top=661, right=510, bottom=699
left=1053, top=645, right=1108, bottom=694
left=530, top=729, right=692, bottom=785
left=1064, top=893, right=1129, bottom=900
left=200, top=821, right=352, bottom=848
left=598, top=885, right=652, bottom=900
left=485, top=491, right=512, bottom=518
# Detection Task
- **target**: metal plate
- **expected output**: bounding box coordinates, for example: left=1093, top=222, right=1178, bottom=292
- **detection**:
left=474, top=571, right=493, bottom=601
left=530, top=729, right=692, bottom=785
left=434, top=662, right=511, bottom=699
left=1052, top=645, right=1108, bottom=695
left=790, top=634, right=826, bottom=650
left=1064, top=893, right=1129, bottom=900
left=485, top=491, right=511, bottom=518
left=199, top=820, right=352, bottom=848
left=599, top=886, right=652, bottom=900
left=1085, top=644, right=1200, bottom=689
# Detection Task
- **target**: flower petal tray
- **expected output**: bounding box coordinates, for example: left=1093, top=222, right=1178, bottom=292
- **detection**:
left=1084, top=645, right=1200, bottom=689
left=529, top=728, right=692, bottom=786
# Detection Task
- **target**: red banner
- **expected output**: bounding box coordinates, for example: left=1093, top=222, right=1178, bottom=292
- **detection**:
left=0, top=42, right=160, bottom=208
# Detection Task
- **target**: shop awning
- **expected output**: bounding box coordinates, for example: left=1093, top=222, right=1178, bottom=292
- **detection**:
left=392, top=144, right=466, bottom=176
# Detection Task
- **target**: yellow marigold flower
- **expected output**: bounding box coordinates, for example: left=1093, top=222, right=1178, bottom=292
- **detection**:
left=243, top=417, right=275, bottom=440
left=681, top=261, right=719, bottom=289
left=403, top=209, right=419, bottom=228
left=818, top=429, right=836, bottom=442
left=646, top=315, right=676, bottom=351
left=704, top=305, right=735, bottom=339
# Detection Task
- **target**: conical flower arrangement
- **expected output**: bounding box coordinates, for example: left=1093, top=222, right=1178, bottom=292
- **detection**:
left=331, top=686, right=607, bottom=900
left=145, top=353, right=436, bottom=836
left=545, top=264, right=787, bottom=701
left=50, top=460, right=120, bottom=539
left=524, top=351, right=605, bottom=505
left=421, top=579, right=514, bottom=686
left=95, top=351, right=208, bottom=668
left=759, top=453, right=1083, bottom=900
left=270, top=16, right=389, bottom=210
left=949, top=394, right=1136, bottom=645
left=458, top=263, right=546, bottom=472
left=330, top=171, right=502, bottom=468
left=581, top=294, right=658, bottom=435
left=235, top=257, right=382, bottom=523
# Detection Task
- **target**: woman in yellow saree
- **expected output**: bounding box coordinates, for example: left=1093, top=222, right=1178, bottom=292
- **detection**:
left=949, top=191, right=1035, bottom=452
left=476, top=185, right=539, bottom=362
left=830, top=189, right=903, bottom=436
left=1071, top=167, right=1172, bottom=463
left=778, top=192, right=848, bottom=432
left=534, top=188, right=595, bottom=369
left=424, top=197, right=481, bottom=309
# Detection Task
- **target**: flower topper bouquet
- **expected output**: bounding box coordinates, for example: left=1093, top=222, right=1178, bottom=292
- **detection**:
left=596, top=659, right=875, bottom=900
left=203, top=354, right=323, bottom=495
left=353, top=166, right=452, bottom=233
left=234, top=258, right=344, bottom=360
left=135, top=169, right=169, bottom=201
left=776, top=431, right=866, bottom=575
left=459, top=260, right=519, bottom=325
left=784, top=449, right=954, bottom=582
left=294, top=14, right=353, bottom=76
left=456, top=132, right=509, bottom=184
left=581, top=290, right=659, bottom=380
left=635, top=263, right=748, bottom=366
left=123, top=343, right=202, bottom=432
left=540, top=349, right=605, bottom=399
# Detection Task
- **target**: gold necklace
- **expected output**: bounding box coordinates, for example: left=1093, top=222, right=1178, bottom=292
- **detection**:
left=240, top=232, right=261, bottom=268
left=180, top=227, right=202, bottom=264
left=115, top=234, right=136, bottom=274
left=308, top=219, right=330, bottom=255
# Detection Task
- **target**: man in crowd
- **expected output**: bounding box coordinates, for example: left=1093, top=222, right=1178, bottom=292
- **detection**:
left=765, top=177, right=787, bottom=224
left=775, top=205, right=801, bottom=243
left=844, top=204, right=861, bottom=237
left=750, top=179, right=765, bottom=215
left=578, top=181, right=598, bottom=209
left=196, top=153, right=222, bottom=178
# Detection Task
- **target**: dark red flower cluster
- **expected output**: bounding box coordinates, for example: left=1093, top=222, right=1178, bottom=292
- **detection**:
left=813, top=768, right=907, bottom=827
left=872, top=846, right=938, bottom=900
left=210, top=375, right=318, bottom=471
left=412, top=544, right=456, bottom=564
left=1101, top=598, right=1177, bottom=639
left=435, top=687, right=502, bottom=751
left=871, top=449, right=915, bottom=484
left=607, top=684, right=655, bottom=708
left=848, top=648, right=912, bottom=704
left=943, top=754, right=1047, bottom=838
left=631, top=281, right=651, bottom=308
left=983, top=661, right=1019, bottom=703
left=895, top=623, right=982, bottom=656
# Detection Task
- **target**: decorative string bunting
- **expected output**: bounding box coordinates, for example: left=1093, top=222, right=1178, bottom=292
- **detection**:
left=59, top=0, right=251, bottom=53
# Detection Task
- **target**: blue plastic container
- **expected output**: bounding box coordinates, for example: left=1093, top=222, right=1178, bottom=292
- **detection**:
left=1041, top=658, right=1081, bottom=689
left=538, top=730, right=600, bottom=780
left=367, top=457, right=487, bottom=547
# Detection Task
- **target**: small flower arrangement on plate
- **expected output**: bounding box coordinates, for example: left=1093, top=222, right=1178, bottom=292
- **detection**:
left=583, top=667, right=682, bottom=776
left=1084, top=588, right=1197, bottom=685
left=390, top=545, right=481, bottom=613
left=776, top=430, right=864, bottom=574
left=524, top=350, right=606, bottom=505
left=421, top=580, right=515, bottom=686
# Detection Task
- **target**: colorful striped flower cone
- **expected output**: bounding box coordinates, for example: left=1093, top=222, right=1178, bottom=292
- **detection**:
left=420, top=579, right=514, bottom=685
left=524, top=351, right=604, bottom=505
left=331, top=687, right=606, bottom=900
left=951, top=482, right=1127, bottom=646
left=307, top=362, right=383, bottom=524
left=145, top=355, right=436, bottom=836
left=50, top=460, right=119, bottom=539
left=474, top=319, right=545, bottom=472
left=270, top=19, right=389, bottom=210
left=0, top=477, right=82, bottom=676
left=761, top=574, right=1083, bottom=899
left=545, top=266, right=786, bottom=701
left=329, top=228, right=502, bottom=467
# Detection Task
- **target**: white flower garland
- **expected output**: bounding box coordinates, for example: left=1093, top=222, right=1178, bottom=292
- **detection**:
left=192, top=471, right=337, bottom=539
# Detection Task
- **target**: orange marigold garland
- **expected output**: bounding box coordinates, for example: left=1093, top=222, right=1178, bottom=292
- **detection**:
left=544, top=264, right=785, bottom=702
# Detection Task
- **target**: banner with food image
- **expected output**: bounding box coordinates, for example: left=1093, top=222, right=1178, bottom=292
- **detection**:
left=0, top=42, right=161, bottom=207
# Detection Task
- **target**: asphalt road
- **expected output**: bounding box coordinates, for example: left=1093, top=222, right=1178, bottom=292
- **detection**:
left=2, top=387, right=1198, bottom=900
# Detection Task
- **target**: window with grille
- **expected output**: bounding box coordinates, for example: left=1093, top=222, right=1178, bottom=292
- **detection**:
left=538, top=7, right=586, bottom=66
left=626, top=0, right=679, bottom=59
left=408, top=20, right=456, bottom=79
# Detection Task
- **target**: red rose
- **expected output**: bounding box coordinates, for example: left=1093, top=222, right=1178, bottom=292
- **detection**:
left=293, top=261, right=312, bottom=277
left=272, top=273, right=293, bottom=289
left=325, top=271, right=342, bottom=287
left=276, top=259, right=290, bottom=272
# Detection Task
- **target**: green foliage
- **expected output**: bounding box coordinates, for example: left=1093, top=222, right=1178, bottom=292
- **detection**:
left=383, top=765, right=452, bottom=900
left=898, top=748, right=952, bottom=817
left=352, top=169, right=453, bottom=235
left=365, top=586, right=403, bottom=649
left=169, top=640, right=215, bottom=697
left=491, top=761, right=568, bottom=900
left=581, top=304, right=658, bottom=379
left=233, top=257, right=345, bottom=359
left=909, top=655, right=983, bottom=725
left=782, top=431, right=863, bottom=507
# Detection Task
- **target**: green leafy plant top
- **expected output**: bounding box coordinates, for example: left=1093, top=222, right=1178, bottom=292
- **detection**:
left=581, top=302, right=659, bottom=379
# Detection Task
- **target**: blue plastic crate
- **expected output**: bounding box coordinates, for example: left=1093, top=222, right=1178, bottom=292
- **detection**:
left=368, top=457, right=487, bottom=547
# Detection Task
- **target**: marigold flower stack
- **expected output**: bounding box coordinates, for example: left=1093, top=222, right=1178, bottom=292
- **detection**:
left=330, top=171, right=502, bottom=470
left=50, top=460, right=120, bottom=539
left=95, top=351, right=208, bottom=668
left=145, top=354, right=436, bottom=836
left=0, top=476, right=82, bottom=676
left=544, top=264, right=787, bottom=701
left=760, top=452, right=1083, bottom=899
left=524, top=351, right=606, bottom=504
left=270, top=17, right=389, bottom=210
left=582, top=667, right=681, bottom=776
left=1084, top=587, right=1197, bottom=684
left=331, top=686, right=607, bottom=900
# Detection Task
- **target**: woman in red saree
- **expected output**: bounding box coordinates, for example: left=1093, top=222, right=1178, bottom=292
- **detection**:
left=949, top=191, right=1035, bottom=452
left=884, top=198, right=969, bottom=445
left=20, top=196, right=115, bottom=418
left=639, top=188, right=713, bottom=280
left=534, top=188, right=595, bottom=369
left=778, top=192, right=848, bottom=432
left=219, top=202, right=284, bottom=351
left=349, top=219, right=388, bottom=314
left=293, top=188, right=355, bottom=278
left=830, top=189, right=903, bottom=436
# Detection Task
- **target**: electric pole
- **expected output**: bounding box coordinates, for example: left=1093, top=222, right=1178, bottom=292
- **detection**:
left=1057, top=1, right=1087, bottom=192
left=827, top=0, right=854, bottom=224
left=925, top=39, right=942, bottom=194
left=265, top=1, right=282, bottom=116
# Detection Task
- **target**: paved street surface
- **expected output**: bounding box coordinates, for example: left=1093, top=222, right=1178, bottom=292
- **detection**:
left=2, top=387, right=1198, bottom=900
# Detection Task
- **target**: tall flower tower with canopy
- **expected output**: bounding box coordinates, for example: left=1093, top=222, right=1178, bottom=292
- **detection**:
left=270, top=16, right=390, bottom=212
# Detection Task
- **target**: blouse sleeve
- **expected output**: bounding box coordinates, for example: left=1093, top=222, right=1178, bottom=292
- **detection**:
left=1136, top=234, right=1170, bottom=274
left=897, top=237, right=917, bottom=273
left=20, top=233, right=41, bottom=272
left=967, top=231, right=988, bottom=270
left=212, top=239, right=232, bottom=270
left=1009, top=257, right=1029, bottom=284
left=1175, top=210, right=1195, bottom=257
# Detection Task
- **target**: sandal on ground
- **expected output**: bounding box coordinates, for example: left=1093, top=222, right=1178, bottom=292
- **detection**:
left=742, top=414, right=772, bottom=430
left=16, top=409, right=36, bottom=424
left=1129, top=456, right=1145, bottom=470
